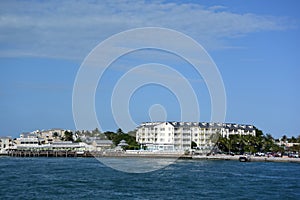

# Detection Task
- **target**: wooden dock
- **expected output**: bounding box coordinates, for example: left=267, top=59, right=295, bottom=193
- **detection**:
left=7, top=150, right=94, bottom=157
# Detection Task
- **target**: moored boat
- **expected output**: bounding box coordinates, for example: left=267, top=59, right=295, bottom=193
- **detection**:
left=239, top=156, right=250, bottom=162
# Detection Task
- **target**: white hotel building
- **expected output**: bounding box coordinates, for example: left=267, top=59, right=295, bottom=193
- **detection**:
left=136, top=122, right=256, bottom=151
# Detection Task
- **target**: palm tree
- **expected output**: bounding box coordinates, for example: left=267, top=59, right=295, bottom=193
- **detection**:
left=117, top=128, right=124, bottom=135
left=281, top=135, right=287, bottom=143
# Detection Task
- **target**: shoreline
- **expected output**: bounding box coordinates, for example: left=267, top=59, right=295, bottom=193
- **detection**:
left=2, top=151, right=300, bottom=163
left=192, top=155, right=300, bottom=163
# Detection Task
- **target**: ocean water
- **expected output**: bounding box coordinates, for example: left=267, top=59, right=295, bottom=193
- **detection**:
left=0, top=157, right=299, bottom=200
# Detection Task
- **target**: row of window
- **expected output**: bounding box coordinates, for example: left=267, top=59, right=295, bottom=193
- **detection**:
left=20, top=142, right=39, bottom=144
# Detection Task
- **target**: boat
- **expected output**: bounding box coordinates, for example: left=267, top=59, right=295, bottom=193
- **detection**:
left=239, top=156, right=250, bottom=162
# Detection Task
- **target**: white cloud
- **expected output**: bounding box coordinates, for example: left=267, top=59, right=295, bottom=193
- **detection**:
left=0, top=0, right=293, bottom=60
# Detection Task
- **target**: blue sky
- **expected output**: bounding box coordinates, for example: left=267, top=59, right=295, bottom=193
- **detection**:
left=0, top=0, right=299, bottom=138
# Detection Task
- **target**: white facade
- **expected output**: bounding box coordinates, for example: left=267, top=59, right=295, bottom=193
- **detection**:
left=0, top=137, right=13, bottom=154
left=136, top=122, right=175, bottom=151
left=136, top=122, right=256, bottom=151
left=36, top=129, right=72, bottom=144
left=16, top=132, right=43, bottom=147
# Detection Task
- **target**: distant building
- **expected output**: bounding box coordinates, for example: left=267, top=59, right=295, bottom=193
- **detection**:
left=51, top=141, right=86, bottom=151
left=0, top=136, right=13, bottom=154
left=15, top=129, right=74, bottom=146
left=37, top=129, right=74, bottom=143
left=16, top=132, right=43, bottom=147
left=276, top=140, right=300, bottom=148
left=136, top=122, right=256, bottom=151
left=92, top=140, right=113, bottom=151
left=12, top=129, right=85, bottom=152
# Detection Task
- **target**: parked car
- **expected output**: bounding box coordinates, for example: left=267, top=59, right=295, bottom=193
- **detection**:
left=255, top=152, right=265, bottom=157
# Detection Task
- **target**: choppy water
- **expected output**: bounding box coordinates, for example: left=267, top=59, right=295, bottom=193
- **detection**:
left=0, top=157, right=299, bottom=199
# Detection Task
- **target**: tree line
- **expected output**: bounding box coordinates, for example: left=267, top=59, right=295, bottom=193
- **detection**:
left=73, top=128, right=139, bottom=150
left=216, top=129, right=300, bottom=155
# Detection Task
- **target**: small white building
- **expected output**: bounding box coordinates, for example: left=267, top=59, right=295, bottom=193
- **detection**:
left=0, top=136, right=13, bottom=154
left=92, top=140, right=113, bottom=151
left=16, top=132, right=43, bottom=147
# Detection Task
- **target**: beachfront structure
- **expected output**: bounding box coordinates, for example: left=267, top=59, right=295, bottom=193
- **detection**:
left=36, top=129, right=65, bottom=144
left=92, top=139, right=113, bottom=151
left=12, top=130, right=115, bottom=152
left=36, top=129, right=75, bottom=144
left=16, top=132, right=44, bottom=147
left=11, top=129, right=84, bottom=152
left=8, top=129, right=115, bottom=153
left=15, top=129, right=75, bottom=146
left=136, top=122, right=256, bottom=151
left=13, top=140, right=87, bottom=152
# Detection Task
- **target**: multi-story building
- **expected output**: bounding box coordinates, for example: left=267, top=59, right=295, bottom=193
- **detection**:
left=12, top=129, right=111, bottom=152
left=136, top=122, right=256, bottom=151
left=16, top=132, right=43, bottom=147
left=15, top=129, right=74, bottom=145
left=36, top=129, right=73, bottom=144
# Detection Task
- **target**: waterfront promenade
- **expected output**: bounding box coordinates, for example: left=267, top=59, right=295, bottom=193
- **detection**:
left=2, top=150, right=300, bottom=163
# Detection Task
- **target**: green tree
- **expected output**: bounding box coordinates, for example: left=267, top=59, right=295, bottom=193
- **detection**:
left=281, top=135, right=287, bottom=143
left=92, top=128, right=101, bottom=136
left=297, top=135, right=300, bottom=143
left=127, top=130, right=137, bottom=137
left=288, top=136, right=297, bottom=143
left=117, top=128, right=124, bottom=135
left=75, top=130, right=81, bottom=136
left=217, top=135, right=233, bottom=154
left=191, top=141, right=197, bottom=149
left=104, top=131, right=115, bottom=140
left=218, top=132, right=265, bottom=155
left=63, top=131, right=74, bottom=141
left=75, top=138, right=82, bottom=143
left=290, top=145, right=300, bottom=153
left=103, top=130, right=139, bottom=150
left=52, top=132, right=58, bottom=138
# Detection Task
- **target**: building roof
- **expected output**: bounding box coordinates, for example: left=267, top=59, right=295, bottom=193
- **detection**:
left=0, top=136, right=12, bottom=140
left=93, top=140, right=113, bottom=145
left=118, top=140, right=128, bottom=146
left=138, top=121, right=256, bottom=131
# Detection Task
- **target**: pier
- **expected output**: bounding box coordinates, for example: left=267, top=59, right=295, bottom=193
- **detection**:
left=2, top=150, right=300, bottom=163
left=7, top=150, right=93, bottom=157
